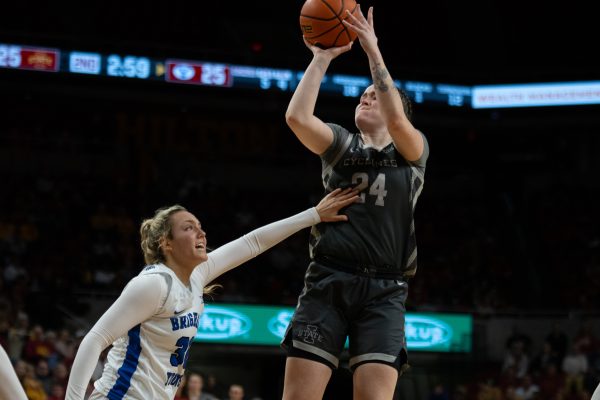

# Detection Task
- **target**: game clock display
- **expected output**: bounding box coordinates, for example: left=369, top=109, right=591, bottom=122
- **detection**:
left=106, top=54, right=151, bottom=79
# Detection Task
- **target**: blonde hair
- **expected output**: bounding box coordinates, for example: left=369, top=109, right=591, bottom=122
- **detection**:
left=140, top=205, right=221, bottom=295
left=140, top=205, right=186, bottom=265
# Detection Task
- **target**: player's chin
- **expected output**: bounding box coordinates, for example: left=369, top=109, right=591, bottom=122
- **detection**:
left=193, top=250, right=208, bottom=263
left=355, top=115, right=368, bottom=128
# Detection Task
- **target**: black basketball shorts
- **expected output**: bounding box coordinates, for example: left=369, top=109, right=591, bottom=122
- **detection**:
left=282, top=260, right=409, bottom=373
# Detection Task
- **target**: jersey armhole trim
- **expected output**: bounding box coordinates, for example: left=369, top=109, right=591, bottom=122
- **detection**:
left=322, top=133, right=354, bottom=190
left=151, top=272, right=173, bottom=313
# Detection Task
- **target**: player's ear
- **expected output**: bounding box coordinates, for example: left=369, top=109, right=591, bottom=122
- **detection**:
left=159, top=236, right=172, bottom=253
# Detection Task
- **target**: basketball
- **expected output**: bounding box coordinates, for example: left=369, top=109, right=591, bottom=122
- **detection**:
left=300, top=0, right=359, bottom=49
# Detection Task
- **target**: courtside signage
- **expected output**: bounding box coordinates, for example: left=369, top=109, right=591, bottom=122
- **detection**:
left=196, top=306, right=252, bottom=340
left=195, top=304, right=472, bottom=353
left=267, top=310, right=294, bottom=339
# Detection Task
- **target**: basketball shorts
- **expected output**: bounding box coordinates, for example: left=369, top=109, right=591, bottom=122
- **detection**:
left=282, top=260, right=409, bottom=373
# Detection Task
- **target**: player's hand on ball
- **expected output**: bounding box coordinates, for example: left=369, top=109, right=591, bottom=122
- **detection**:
left=303, top=37, right=353, bottom=60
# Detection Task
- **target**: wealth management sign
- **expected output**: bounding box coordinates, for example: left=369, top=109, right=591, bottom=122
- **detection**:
left=194, top=304, right=471, bottom=353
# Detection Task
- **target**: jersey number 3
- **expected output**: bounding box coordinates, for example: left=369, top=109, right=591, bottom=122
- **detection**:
left=170, top=336, right=193, bottom=368
left=352, top=172, right=388, bottom=206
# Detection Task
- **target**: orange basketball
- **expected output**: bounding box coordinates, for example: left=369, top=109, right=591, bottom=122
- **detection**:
left=300, top=0, right=359, bottom=49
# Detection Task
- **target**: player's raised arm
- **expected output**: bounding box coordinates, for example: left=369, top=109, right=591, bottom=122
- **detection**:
left=285, top=39, right=353, bottom=155
left=343, top=5, right=424, bottom=162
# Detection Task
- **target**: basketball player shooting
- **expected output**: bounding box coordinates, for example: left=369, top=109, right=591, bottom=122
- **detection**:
left=281, top=4, right=429, bottom=400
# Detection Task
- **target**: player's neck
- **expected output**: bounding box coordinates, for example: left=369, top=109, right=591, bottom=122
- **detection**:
left=165, top=260, right=194, bottom=287
left=360, top=130, right=392, bottom=150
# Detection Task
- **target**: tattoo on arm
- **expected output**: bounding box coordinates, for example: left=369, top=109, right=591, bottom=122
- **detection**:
left=372, top=64, right=390, bottom=92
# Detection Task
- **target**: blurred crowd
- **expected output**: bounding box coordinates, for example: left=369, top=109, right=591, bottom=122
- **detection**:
left=428, top=321, right=600, bottom=400
left=0, top=313, right=73, bottom=400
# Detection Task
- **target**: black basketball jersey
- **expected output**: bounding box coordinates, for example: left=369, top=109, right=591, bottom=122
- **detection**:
left=310, top=123, right=429, bottom=277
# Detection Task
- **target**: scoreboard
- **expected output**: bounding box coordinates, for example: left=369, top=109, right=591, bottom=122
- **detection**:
left=3, top=43, right=600, bottom=108
left=0, top=42, right=472, bottom=107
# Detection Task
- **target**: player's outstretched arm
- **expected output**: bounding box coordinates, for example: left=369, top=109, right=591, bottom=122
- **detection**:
left=285, top=39, right=352, bottom=155
left=195, top=188, right=360, bottom=284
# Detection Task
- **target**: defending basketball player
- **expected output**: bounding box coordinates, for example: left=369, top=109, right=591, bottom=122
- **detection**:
left=282, top=5, right=429, bottom=400
left=65, top=188, right=358, bottom=400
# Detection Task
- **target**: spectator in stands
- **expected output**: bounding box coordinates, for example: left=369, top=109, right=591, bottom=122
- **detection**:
left=505, top=326, right=533, bottom=355
left=205, top=372, right=227, bottom=399
left=54, top=329, right=75, bottom=366
left=562, top=342, right=589, bottom=395
left=514, top=374, right=539, bottom=400
left=181, top=372, right=219, bottom=400
left=48, top=383, right=66, bottom=400
left=24, top=325, right=54, bottom=364
left=14, top=358, right=28, bottom=382
left=7, top=311, right=29, bottom=361
left=35, top=359, right=53, bottom=394
left=51, top=362, right=69, bottom=391
left=502, top=339, right=530, bottom=379
left=23, top=361, right=48, bottom=400
left=530, top=339, right=561, bottom=377
left=226, top=384, right=244, bottom=400
left=44, top=330, right=60, bottom=368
